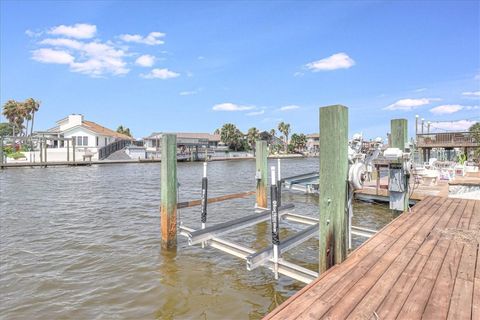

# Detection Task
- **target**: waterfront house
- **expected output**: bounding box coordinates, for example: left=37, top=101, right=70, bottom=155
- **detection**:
left=306, top=133, right=319, bottom=154
left=30, top=114, right=134, bottom=161
left=144, top=132, right=223, bottom=150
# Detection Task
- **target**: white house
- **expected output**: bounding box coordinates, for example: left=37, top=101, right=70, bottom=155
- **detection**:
left=30, top=114, right=133, bottom=161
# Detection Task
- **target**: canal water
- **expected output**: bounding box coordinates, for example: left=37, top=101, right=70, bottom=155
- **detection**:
left=0, top=158, right=397, bottom=319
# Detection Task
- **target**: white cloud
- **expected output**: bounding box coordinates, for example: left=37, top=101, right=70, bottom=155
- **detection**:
left=246, top=110, right=265, bottom=116
left=279, top=105, right=300, bottom=111
left=305, top=53, right=355, bottom=72
left=429, top=104, right=464, bottom=115
left=383, top=98, right=439, bottom=111
left=293, top=71, right=304, bottom=77
left=413, top=88, right=427, bottom=92
left=32, top=48, right=74, bottom=64
left=40, top=38, right=84, bottom=50
left=49, top=23, right=97, bottom=39
left=462, top=91, right=480, bottom=97
left=432, top=120, right=477, bottom=131
left=119, top=32, right=165, bottom=45
left=135, top=54, right=155, bottom=67
left=141, top=68, right=179, bottom=79
left=212, top=103, right=255, bottom=111
left=35, top=36, right=129, bottom=76
left=179, top=89, right=200, bottom=96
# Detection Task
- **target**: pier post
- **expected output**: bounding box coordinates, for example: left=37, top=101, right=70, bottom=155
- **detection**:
left=72, top=138, right=76, bottom=163
left=255, top=140, right=268, bottom=209
left=39, top=139, right=43, bottom=162
left=161, top=134, right=177, bottom=250
left=0, top=136, right=3, bottom=165
left=67, top=139, right=70, bottom=162
left=319, top=105, right=348, bottom=273
left=44, top=138, right=47, bottom=163
left=390, top=119, right=409, bottom=212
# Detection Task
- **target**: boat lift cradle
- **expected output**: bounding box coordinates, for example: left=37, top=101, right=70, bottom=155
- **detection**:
left=178, top=160, right=377, bottom=284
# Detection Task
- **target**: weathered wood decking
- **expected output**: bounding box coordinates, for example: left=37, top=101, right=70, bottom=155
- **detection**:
left=265, top=196, right=479, bottom=320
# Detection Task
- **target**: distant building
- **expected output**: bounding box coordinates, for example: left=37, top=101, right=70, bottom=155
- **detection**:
left=144, top=132, right=223, bottom=150
left=45, top=114, right=133, bottom=149
left=306, top=133, right=319, bottom=154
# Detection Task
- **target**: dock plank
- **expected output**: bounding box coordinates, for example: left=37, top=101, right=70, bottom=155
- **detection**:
left=264, top=196, right=479, bottom=320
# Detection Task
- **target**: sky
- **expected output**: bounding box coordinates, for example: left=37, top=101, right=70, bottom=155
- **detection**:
left=1, top=0, right=479, bottom=139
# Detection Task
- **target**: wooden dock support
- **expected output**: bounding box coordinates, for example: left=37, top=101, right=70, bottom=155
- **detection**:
left=391, top=118, right=409, bottom=212
left=161, top=134, right=178, bottom=250
left=256, top=140, right=268, bottom=208
left=0, top=136, right=4, bottom=165
left=67, top=139, right=70, bottom=162
left=319, top=105, right=349, bottom=273
left=72, top=138, right=76, bottom=163
left=43, top=138, right=47, bottom=163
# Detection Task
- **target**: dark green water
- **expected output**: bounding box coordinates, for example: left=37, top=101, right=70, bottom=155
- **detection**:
left=0, top=158, right=396, bottom=319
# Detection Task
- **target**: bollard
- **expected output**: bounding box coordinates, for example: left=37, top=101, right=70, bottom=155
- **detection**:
left=319, top=105, right=349, bottom=273
left=277, top=158, right=282, bottom=207
left=270, top=166, right=279, bottom=279
left=161, top=134, right=178, bottom=250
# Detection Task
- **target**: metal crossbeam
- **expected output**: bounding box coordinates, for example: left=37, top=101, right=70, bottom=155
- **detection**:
left=246, top=223, right=318, bottom=271
left=282, top=212, right=377, bottom=238
left=179, top=224, right=318, bottom=283
left=185, top=204, right=294, bottom=245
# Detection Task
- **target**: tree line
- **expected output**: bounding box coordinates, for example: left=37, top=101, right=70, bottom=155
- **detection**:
left=1, top=98, right=41, bottom=138
left=214, top=121, right=307, bottom=154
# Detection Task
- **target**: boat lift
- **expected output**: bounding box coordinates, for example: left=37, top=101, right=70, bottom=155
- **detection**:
left=179, top=157, right=377, bottom=284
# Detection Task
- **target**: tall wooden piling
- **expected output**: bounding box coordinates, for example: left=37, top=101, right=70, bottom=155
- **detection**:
left=72, top=138, right=76, bottom=163
left=161, top=134, right=177, bottom=250
left=255, top=140, right=268, bottom=208
left=43, top=138, right=47, bottom=163
left=67, top=139, right=70, bottom=162
left=390, top=119, right=409, bottom=212
left=0, top=136, right=3, bottom=164
left=319, top=105, right=348, bottom=273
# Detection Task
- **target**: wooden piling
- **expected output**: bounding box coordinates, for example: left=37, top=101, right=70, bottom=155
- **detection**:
left=39, top=139, right=43, bottom=163
left=0, top=136, right=3, bottom=165
left=391, top=119, right=409, bottom=212
left=67, top=139, right=70, bottom=162
left=44, top=138, right=47, bottom=163
left=160, top=134, right=177, bottom=250
left=319, top=105, right=348, bottom=273
left=255, top=140, right=268, bottom=208
left=72, top=138, right=76, bottom=163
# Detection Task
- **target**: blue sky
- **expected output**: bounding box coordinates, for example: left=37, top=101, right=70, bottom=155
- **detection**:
left=1, top=0, right=479, bottom=139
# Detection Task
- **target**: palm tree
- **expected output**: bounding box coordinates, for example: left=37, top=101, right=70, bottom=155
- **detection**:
left=277, top=121, right=291, bottom=153
left=269, top=129, right=276, bottom=137
left=24, top=98, right=41, bottom=137
left=220, top=123, right=242, bottom=151
left=247, top=127, right=260, bottom=155
left=289, top=133, right=307, bottom=152
left=2, top=100, right=19, bottom=138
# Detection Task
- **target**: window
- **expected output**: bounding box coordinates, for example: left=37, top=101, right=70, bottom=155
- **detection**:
left=105, top=138, right=108, bottom=145
left=76, top=136, right=88, bottom=146
left=96, top=137, right=99, bottom=146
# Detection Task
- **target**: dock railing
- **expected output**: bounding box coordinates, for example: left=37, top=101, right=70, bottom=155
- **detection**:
left=416, top=132, right=477, bottom=148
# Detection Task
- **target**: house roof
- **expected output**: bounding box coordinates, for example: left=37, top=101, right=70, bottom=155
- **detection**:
left=82, top=121, right=133, bottom=140
left=146, top=132, right=221, bottom=141
left=306, top=133, right=319, bottom=138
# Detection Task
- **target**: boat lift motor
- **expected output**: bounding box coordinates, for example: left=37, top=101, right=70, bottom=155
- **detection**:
left=384, top=147, right=411, bottom=212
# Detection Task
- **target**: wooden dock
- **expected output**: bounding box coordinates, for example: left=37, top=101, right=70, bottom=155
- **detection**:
left=265, top=196, right=479, bottom=320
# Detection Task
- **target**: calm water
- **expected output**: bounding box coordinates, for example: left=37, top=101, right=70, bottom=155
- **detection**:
left=0, top=158, right=396, bottom=319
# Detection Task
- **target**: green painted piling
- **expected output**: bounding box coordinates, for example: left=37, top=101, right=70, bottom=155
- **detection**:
left=161, top=134, right=177, bottom=250
left=391, top=119, right=408, bottom=151
left=255, top=140, right=268, bottom=209
left=319, top=105, right=349, bottom=273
